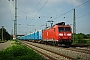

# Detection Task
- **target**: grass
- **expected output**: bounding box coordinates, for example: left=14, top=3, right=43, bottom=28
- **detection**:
left=0, top=40, right=43, bottom=60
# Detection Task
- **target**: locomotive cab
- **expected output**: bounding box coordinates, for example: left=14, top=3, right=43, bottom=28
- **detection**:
left=57, top=24, right=72, bottom=47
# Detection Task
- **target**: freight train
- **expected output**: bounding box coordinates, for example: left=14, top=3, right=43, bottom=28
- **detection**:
left=18, top=22, right=72, bottom=47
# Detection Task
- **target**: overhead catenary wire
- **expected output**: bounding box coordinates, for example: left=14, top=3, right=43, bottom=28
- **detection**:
left=17, top=9, right=35, bottom=19
left=27, top=0, right=42, bottom=15
left=33, top=1, right=69, bottom=18
left=76, top=12, right=90, bottom=24
left=15, top=0, right=90, bottom=33
left=30, top=0, right=49, bottom=24
left=17, top=0, right=42, bottom=19
left=46, top=2, right=68, bottom=16
left=76, top=12, right=90, bottom=19
left=36, top=12, right=90, bottom=31
left=65, top=12, right=90, bottom=23
left=17, top=0, right=90, bottom=21
left=17, top=0, right=49, bottom=24
left=50, top=0, right=90, bottom=21
left=18, top=9, right=29, bottom=14
left=35, top=0, right=42, bottom=9
left=75, top=0, right=90, bottom=9
left=36, top=9, right=90, bottom=31
left=17, top=0, right=42, bottom=30
left=12, top=0, right=90, bottom=20
left=28, top=0, right=42, bottom=17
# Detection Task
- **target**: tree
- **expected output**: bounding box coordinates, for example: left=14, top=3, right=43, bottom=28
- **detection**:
left=78, top=33, right=85, bottom=39
left=86, top=34, right=90, bottom=39
left=0, top=28, right=12, bottom=40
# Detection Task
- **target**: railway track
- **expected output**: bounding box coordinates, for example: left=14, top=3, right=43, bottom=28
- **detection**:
left=66, top=47, right=90, bottom=54
left=21, top=41, right=75, bottom=60
left=57, top=45, right=90, bottom=54
left=21, top=41, right=90, bottom=60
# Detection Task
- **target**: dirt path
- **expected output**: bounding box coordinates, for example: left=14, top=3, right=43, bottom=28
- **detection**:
left=0, top=40, right=11, bottom=51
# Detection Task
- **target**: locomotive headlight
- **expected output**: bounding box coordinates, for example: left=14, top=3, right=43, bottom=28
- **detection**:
left=59, top=34, right=63, bottom=36
left=67, top=34, right=71, bottom=36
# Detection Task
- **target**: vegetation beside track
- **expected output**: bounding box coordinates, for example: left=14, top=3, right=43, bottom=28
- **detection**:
left=0, top=40, right=43, bottom=60
left=73, top=33, right=90, bottom=45
left=73, top=39, right=90, bottom=45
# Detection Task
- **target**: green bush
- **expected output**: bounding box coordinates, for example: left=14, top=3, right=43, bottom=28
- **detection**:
left=87, top=40, right=90, bottom=44
left=0, top=41, right=43, bottom=60
left=78, top=40, right=87, bottom=44
left=73, top=40, right=79, bottom=44
left=73, top=39, right=90, bottom=45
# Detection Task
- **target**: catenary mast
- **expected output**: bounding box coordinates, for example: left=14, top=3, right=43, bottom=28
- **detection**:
left=14, top=0, right=17, bottom=39
left=8, top=0, right=17, bottom=39
left=73, top=9, right=76, bottom=41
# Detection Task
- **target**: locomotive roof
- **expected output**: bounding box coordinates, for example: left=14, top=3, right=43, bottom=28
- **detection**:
left=55, top=22, right=65, bottom=25
left=58, top=25, right=71, bottom=27
left=44, top=22, right=71, bottom=30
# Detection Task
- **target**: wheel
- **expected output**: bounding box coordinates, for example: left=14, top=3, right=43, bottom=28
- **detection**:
left=52, top=41, right=58, bottom=46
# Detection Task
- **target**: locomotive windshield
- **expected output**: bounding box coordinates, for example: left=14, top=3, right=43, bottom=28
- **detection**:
left=58, top=27, right=64, bottom=32
left=65, top=27, right=71, bottom=32
left=58, top=27, right=71, bottom=32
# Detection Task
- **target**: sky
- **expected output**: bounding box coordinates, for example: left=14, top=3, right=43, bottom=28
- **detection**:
left=0, top=0, right=90, bottom=35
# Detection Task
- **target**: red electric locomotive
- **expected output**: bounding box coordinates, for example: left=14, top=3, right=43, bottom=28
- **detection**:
left=42, top=22, right=72, bottom=47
